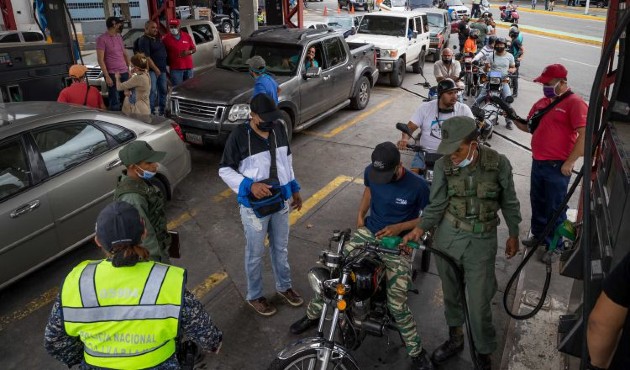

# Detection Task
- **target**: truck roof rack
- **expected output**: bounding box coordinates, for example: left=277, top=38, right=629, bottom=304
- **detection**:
left=298, top=28, right=335, bottom=40
left=250, top=25, right=288, bottom=37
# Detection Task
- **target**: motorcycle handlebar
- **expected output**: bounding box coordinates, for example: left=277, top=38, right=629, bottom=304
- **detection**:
left=363, top=243, right=401, bottom=255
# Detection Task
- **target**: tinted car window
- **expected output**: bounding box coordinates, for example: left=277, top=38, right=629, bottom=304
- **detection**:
left=33, top=123, right=110, bottom=177
left=23, top=32, right=44, bottom=42
left=323, top=38, right=346, bottom=69
left=97, top=121, right=135, bottom=144
left=0, top=33, right=20, bottom=43
left=221, top=41, right=302, bottom=76
left=0, top=139, right=31, bottom=201
left=190, top=24, right=214, bottom=44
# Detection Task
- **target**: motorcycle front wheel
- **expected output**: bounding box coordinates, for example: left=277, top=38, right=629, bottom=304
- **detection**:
left=269, top=349, right=360, bottom=370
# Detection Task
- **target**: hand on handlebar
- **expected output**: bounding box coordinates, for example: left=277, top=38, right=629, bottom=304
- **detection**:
left=397, top=138, right=409, bottom=150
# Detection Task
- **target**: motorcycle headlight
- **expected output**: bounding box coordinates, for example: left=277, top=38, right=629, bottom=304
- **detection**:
left=228, top=104, right=250, bottom=122
left=381, top=49, right=398, bottom=58
left=490, top=77, right=501, bottom=85
left=307, top=267, right=331, bottom=296
left=464, top=57, right=473, bottom=63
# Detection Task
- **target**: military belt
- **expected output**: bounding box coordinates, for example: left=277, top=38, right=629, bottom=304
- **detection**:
left=444, top=212, right=499, bottom=233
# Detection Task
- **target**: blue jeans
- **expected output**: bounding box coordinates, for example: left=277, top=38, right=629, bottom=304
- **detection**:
left=530, top=160, right=571, bottom=248
left=411, top=151, right=426, bottom=170
left=170, top=69, right=194, bottom=86
left=107, top=72, right=129, bottom=111
left=239, top=202, right=293, bottom=301
left=150, top=71, right=168, bottom=115
left=475, top=81, right=512, bottom=106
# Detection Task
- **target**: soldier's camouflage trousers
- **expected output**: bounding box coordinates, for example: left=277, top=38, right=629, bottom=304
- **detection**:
left=305, top=227, right=423, bottom=357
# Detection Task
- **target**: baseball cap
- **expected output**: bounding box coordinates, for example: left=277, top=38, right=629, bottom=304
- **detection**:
left=437, top=116, right=477, bottom=155
left=106, top=16, right=123, bottom=29
left=368, top=142, right=400, bottom=184
left=119, top=141, right=166, bottom=166
left=534, top=64, right=568, bottom=84
left=246, top=55, right=266, bottom=72
left=250, top=93, right=283, bottom=122
left=69, top=64, right=88, bottom=79
left=95, top=201, right=145, bottom=252
left=168, top=18, right=181, bottom=27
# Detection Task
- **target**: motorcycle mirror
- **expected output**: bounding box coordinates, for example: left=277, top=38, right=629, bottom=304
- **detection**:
left=505, top=96, right=515, bottom=104
left=396, top=122, right=414, bottom=137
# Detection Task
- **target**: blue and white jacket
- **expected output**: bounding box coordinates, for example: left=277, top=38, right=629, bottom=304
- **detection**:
left=218, top=121, right=300, bottom=208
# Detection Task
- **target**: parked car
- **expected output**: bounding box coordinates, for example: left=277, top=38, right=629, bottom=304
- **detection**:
left=348, top=11, right=430, bottom=86
left=424, top=8, right=451, bottom=61
left=83, top=20, right=240, bottom=98
left=339, top=0, right=375, bottom=11
left=0, top=102, right=191, bottom=289
left=325, top=15, right=361, bottom=38
left=579, top=0, right=607, bottom=6
left=446, top=0, right=471, bottom=17
left=0, top=30, right=45, bottom=43
left=168, top=27, right=378, bottom=145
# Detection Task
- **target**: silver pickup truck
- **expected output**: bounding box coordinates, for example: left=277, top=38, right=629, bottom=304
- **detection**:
left=169, top=27, right=379, bottom=145
left=82, top=20, right=240, bottom=97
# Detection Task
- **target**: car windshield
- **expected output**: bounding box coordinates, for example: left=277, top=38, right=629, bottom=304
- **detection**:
left=220, top=42, right=302, bottom=76
left=327, top=17, right=354, bottom=29
left=357, top=16, right=407, bottom=37
left=446, top=0, right=464, bottom=5
left=427, top=13, right=445, bottom=27
left=381, top=0, right=407, bottom=7
left=409, top=0, right=434, bottom=8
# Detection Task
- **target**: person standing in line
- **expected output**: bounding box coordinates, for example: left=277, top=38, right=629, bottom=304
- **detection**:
left=115, top=54, right=151, bottom=115
left=163, top=18, right=196, bottom=86
left=96, top=16, right=130, bottom=111
left=135, top=20, right=168, bottom=115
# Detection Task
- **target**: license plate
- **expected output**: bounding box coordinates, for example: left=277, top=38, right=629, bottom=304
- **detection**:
left=185, top=132, right=203, bottom=145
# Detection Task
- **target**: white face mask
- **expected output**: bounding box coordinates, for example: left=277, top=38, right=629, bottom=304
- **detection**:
left=457, top=143, right=476, bottom=168
left=170, top=28, right=179, bottom=36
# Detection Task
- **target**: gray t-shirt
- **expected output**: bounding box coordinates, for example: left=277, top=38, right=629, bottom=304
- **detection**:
left=488, top=52, right=515, bottom=75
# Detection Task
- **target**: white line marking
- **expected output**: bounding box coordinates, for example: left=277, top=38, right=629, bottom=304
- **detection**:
left=526, top=32, right=602, bottom=49
left=560, top=57, right=599, bottom=68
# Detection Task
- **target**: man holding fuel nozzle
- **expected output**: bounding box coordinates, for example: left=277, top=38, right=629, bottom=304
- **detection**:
left=291, top=142, right=435, bottom=370
left=404, top=116, right=521, bottom=370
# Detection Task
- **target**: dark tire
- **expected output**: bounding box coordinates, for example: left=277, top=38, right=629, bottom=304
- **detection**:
left=279, top=110, right=293, bottom=143
left=222, top=21, right=232, bottom=33
left=269, top=349, right=360, bottom=370
left=350, top=76, right=370, bottom=110
left=150, top=176, right=169, bottom=200
left=412, top=51, right=425, bottom=74
left=389, top=58, right=405, bottom=87
left=420, top=250, right=431, bottom=272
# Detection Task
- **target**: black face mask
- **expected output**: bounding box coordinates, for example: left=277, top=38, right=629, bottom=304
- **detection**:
left=495, top=47, right=505, bottom=53
left=258, top=120, right=274, bottom=132
left=441, top=58, right=452, bottom=64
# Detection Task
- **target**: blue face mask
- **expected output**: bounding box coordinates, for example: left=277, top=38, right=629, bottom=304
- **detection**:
left=136, top=165, right=157, bottom=180
left=457, top=143, right=476, bottom=168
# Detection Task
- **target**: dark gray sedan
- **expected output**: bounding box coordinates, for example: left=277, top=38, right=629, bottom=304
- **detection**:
left=0, top=102, right=191, bottom=289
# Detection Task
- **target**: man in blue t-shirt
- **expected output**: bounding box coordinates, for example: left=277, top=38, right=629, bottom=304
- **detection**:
left=290, top=142, right=435, bottom=369
left=247, top=55, right=280, bottom=103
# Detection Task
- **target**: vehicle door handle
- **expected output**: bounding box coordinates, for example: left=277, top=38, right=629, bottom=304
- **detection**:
left=214, top=45, right=219, bottom=48
left=347, top=65, right=354, bottom=70
left=10, top=200, right=41, bottom=218
left=323, top=76, right=331, bottom=81
left=105, top=159, right=122, bottom=171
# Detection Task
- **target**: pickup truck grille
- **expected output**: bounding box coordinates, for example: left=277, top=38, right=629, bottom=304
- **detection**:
left=86, top=67, right=102, bottom=79
left=174, top=98, right=225, bottom=121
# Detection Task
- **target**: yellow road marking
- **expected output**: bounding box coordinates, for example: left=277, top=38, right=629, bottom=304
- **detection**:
left=191, top=271, right=229, bottom=299
left=0, top=287, right=59, bottom=332
left=212, top=188, right=234, bottom=203
left=289, top=175, right=354, bottom=225
left=304, top=98, right=393, bottom=138
left=166, top=209, right=198, bottom=230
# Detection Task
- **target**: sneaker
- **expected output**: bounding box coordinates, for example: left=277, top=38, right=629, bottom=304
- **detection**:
left=277, top=288, right=304, bottom=307
left=540, top=248, right=562, bottom=264
left=248, top=297, right=277, bottom=316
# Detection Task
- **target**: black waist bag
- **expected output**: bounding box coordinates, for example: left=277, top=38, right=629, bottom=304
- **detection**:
left=248, top=186, right=285, bottom=218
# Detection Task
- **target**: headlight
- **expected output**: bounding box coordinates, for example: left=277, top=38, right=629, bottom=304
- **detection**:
left=490, top=77, right=501, bottom=84
left=228, top=104, right=250, bottom=122
left=381, top=49, right=398, bottom=58
left=307, top=267, right=330, bottom=295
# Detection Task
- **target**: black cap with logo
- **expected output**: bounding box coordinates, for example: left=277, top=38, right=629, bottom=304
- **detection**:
left=368, top=142, right=400, bottom=184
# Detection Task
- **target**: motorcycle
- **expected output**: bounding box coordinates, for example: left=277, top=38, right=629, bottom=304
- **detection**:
left=499, top=5, right=519, bottom=23
left=473, top=70, right=514, bottom=133
left=270, top=229, right=428, bottom=370
left=480, top=0, right=491, bottom=14
left=461, top=53, right=482, bottom=97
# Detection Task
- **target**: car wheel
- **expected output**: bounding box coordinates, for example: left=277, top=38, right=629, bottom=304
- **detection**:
left=412, top=51, right=425, bottom=74
left=390, top=58, right=406, bottom=87
left=278, top=110, right=293, bottom=143
left=222, top=22, right=232, bottom=33
left=350, top=76, right=371, bottom=110
left=150, top=176, right=170, bottom=200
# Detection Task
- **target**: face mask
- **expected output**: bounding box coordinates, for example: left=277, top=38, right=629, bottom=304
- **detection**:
left=136, top=165, right=157, bottom=180
left=543, top=81, right=560, bottom=98
left=457, top=143, right=476, bottom=168
left=258, top=120, right=274, bottom=132
left=441, top=58, right=452, bottom=64
left=170, top=28, right=179, bottom=35
left=494, top=47, right=505, bottom=53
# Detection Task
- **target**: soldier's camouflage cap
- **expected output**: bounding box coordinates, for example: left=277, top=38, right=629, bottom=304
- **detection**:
left=437, top=116, right=477, bottom=155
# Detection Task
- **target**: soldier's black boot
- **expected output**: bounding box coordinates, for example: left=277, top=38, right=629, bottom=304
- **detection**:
left=290, top=315, right=318, bottom=335
left=431, top=326, right=465, bottom=364
left=478, top=353, right=492, bottom=370
left=411, top=349, right=435, bottom=370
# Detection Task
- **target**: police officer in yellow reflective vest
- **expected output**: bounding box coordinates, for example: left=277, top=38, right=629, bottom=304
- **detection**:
left=404, top=116, right=521, bottom=370
left=44, top=201, right=223, bottom=369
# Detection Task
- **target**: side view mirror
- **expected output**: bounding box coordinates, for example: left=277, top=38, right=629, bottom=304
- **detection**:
left=304, top=67, right=322, bottom=79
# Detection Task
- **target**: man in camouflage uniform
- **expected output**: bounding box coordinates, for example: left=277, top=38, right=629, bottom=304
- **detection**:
left=114, top=140, right=171, bottom=263
left=290, top=142, right=435, bottom=369
left=404, top=116, right=521, bottom=370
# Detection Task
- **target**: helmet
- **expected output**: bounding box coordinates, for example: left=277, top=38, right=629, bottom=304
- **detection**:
left=438, top=78, right=460, bottom=96
left=495, top=37, right=508, bottom=46
left=470, top=29, right=480, bottom=39
left=488, top=35, right=497, bottom=45
left=509, top=27, right=520, bottom=38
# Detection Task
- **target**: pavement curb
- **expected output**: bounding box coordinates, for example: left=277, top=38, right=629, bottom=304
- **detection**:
left=494, top=22, right=603, bottom=46
left=516, top=6, right=606, bottom=21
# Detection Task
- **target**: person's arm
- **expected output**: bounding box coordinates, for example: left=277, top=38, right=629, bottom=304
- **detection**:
left=434, top=62, right=445, bottom=81
left=57, top=89, right=68, bottom=103
left=397, top=120, right=420, bottom=149
left=44, top=296, right=84, bottom=367
left=180, top=290, right=223, bottom=353
left=498, top=155, right=522, bottom=257
left=419, top=159, right=449, bottom=230
left=116, top=73, right=140, bottom=91
left=96, top=48, right=112, bottom=87
left=376, top=218, right=420, bottom=238
left=357, top=187, right=371, bottom=228
left=561, top=126, right=585, bottom=176
left=137, top=37, right=159, bottom=75
left=451, top=61, right=462, bottom=81
left=588, top=291, right=627, bottom=368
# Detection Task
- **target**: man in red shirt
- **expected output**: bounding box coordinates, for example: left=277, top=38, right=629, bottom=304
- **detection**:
left=162, top=19, right=196, bottom=86
left=512, top=64, right=587, bottom=262
left=57, top=64, right=106, bottom=109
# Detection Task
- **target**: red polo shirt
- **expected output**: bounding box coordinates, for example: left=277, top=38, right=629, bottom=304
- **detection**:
left=57, top=82, right=104, bottom=109
left=162, top=31, right=196, bottom=70
left=528, top=90, right=588, bottom=161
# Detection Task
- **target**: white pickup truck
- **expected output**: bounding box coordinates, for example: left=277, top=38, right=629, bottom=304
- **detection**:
left=348, top=11, right=430, bottom=87
left=82, top=20, right=240, bottom=97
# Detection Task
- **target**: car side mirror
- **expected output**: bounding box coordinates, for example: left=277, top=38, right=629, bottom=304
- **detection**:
left=304, top=67, right=322, bottom=79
